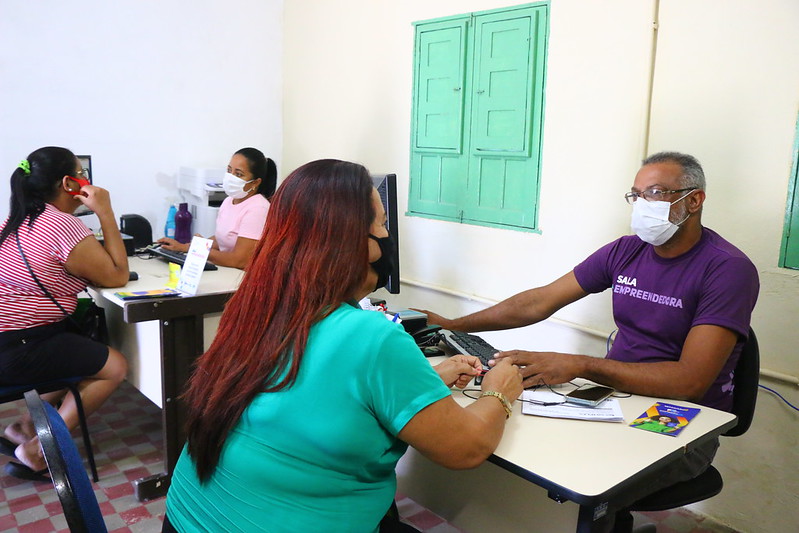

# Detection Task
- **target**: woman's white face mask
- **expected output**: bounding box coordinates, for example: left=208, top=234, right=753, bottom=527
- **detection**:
left=223, top=172, right=251, bottom=199
left=630, top=190, right=693, bottom=246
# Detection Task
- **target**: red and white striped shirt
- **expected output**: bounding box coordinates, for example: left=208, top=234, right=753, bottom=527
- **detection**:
left=0, top=203, right=93, bottom=331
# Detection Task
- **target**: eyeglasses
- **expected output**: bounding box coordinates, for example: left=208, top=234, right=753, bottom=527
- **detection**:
left=624, top=187, right=696, bottom=205
left=76, top=168, right=90, bottom=179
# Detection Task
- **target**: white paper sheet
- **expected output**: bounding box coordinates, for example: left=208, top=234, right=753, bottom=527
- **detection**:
left=521, top=389, right=625, bottom=422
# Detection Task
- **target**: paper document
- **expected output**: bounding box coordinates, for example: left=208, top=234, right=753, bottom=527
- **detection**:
left=521, top=389, right=624, bottom=422
left=176, top=237, right=213, bottom=296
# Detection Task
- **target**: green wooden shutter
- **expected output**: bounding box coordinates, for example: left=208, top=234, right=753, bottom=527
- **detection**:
left=408, top=4, right=548, bottom=231
left=464, top=7, right=546, bottom=228
left=780, top=118, right=799, bottom=268
left=409, top=19, right=469, bottom=218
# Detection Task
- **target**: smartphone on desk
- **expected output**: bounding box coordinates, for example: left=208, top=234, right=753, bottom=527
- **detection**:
left=564, top=384, right=615, bottom=407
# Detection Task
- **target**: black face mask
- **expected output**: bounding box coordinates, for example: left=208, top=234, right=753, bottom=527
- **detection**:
left=368, top=233, right=396, bottom=291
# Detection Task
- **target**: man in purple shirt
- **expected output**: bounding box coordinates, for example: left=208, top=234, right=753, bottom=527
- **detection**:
left=421, top=151, right=759, bottom=411
left=419, top=152, right=759, bottom=529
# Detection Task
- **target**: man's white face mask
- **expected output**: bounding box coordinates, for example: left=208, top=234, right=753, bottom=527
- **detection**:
left=630, top=190, right=694, bottom=246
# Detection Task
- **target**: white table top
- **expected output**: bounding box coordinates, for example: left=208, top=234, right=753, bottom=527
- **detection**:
left=95, top=256, right=244, bottom=307
left=433, top=357, right=736, bottom=501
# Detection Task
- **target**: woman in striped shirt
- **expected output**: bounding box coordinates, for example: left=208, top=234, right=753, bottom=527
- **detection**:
left=0, top=147, right=129, bottom=481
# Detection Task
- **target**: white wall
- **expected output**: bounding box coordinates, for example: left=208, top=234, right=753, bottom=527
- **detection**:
left=283, top=0, right=799, bottom=531
left=0, top=0, right=283, bottom=235
left=648, top=1, right=799, bottom=530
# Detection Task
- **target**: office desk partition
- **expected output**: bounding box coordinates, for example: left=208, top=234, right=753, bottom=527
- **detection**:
left=396, top=365, right=736, bottom=533
left=93, top=257, right=242, bottom=499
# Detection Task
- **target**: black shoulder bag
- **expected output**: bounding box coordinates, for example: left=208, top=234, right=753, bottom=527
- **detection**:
left=15, top=233, right=110, bottom=345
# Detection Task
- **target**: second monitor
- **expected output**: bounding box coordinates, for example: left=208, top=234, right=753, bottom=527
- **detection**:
left=371, top=173, right=400, bottom=294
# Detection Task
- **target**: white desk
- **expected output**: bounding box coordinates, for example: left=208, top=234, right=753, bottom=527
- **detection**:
left=94, top=257, right=243, bottom=405
left=93, top=256, right=243, bottom=498
left=396, top=364, right=736, bottom=533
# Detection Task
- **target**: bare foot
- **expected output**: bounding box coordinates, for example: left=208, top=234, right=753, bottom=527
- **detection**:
left=15, top=438, right=46, bottom=472
left=4, top=421, right=35, bottom=446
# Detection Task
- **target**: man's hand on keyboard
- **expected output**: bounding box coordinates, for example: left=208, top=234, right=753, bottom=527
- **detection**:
left=410, top=308, right=455, bottom=330
left=489, top=350, right=581, bottom=389
left=434, top=355, right=482, bottom=389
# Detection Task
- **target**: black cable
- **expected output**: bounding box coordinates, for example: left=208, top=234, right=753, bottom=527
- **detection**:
left=462, top=385, right=567, bottom=407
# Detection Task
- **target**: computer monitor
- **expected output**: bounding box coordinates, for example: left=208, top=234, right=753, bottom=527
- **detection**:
left=73, top=155, right=93, bottom=217
left=371, top=173, right=400, bottom=294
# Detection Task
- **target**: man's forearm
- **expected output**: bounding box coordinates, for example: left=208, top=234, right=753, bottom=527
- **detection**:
left=578, top=356, right=707, bottom=402
left=450, top=289, right=547, bottom=332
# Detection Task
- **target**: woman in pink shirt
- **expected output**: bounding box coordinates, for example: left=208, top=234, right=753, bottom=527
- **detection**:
left=160, top=148, right=277, bottom=269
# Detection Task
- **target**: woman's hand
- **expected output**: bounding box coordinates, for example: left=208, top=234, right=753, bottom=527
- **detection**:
left=75, top=184, right=113, bottom=218
left=434, top=354, right=482, bottom=388
left=158, top=237, right=189, bottom=253
left=481, top=358, right=523, bottom=403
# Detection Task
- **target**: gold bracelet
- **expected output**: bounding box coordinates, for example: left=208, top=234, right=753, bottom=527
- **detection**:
left=480, top=391, right=512, bottom=419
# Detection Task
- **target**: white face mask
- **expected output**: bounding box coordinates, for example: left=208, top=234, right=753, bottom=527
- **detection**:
left=630, top=191, right=692, bottom=246
left=223, top=172, right=251, bottom=199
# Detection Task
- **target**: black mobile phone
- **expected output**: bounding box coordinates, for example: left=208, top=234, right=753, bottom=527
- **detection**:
left=564, top=384, right=615, bottom=407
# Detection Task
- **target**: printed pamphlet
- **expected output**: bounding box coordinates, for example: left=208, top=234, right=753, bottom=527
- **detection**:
left=114, top=288, right=181, bottom=301
left=630, top=402, right=701, bottom=437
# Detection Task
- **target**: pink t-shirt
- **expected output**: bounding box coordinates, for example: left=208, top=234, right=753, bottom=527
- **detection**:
left=214, top=194, right=270, bottom=252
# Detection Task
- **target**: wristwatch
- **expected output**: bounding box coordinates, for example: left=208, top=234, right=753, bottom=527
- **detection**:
left=480, top=391, right=512, bottom=419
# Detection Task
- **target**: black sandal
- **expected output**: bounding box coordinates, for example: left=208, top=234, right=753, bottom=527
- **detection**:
left=4, top=461, right=50, bottom=482
left=0, top=437, right=17, bottom=457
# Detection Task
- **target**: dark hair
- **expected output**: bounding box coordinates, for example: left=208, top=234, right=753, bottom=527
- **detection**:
left=182, top=159, right=374, bottom=481
left=0, top=146, right=77, bottom=246
left=235, top=147, right=277, bottom=199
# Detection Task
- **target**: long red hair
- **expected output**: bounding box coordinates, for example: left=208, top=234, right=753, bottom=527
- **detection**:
left=182, top=159, right=375, bottom=481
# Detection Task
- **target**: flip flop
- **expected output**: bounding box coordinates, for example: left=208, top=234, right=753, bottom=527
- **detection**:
left=0, top=437, right=16, bottom=457
left=3, top=461, right=50, bottom=483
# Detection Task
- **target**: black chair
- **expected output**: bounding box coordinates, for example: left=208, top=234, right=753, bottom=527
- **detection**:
left=24, top=389, right=108, bottom=533
left=0, top=378, right=99, bottom=482
left=620, top=328, right=760, bottom=532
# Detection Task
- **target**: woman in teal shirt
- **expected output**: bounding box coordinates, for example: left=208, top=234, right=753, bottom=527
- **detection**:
left=163, top=159, right=523, bottom=533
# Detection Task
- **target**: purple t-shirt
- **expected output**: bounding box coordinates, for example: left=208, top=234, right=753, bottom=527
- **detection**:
left=573, top=228, right=759, bottom=411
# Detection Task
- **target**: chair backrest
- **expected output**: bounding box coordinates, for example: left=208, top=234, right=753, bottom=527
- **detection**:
left=24, top=390, right=107, bottom=533
left=726, top=327, right=760, bottom=437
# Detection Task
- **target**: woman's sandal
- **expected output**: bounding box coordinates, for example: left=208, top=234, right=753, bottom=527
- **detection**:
left=0, top=437, right=17, bottom=457
left=4, top=461, right=50, bottom=482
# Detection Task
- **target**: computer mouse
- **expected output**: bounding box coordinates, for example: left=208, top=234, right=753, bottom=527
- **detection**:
left=128, top=271, right=139, bottom=281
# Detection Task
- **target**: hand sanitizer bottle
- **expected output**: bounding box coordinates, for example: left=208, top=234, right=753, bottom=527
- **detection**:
left=165, top=204, right=177, bottom=239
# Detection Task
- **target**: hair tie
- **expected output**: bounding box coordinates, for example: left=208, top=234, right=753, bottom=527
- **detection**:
left=18, top=159, right=31, bottom=175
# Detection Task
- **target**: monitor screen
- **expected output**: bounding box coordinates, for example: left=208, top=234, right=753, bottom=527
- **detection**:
left=371, top=173, right=400, bottom=294
left=73, top=155, right=93, bottom=217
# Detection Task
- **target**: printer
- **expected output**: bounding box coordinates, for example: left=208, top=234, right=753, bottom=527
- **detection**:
left=177, top=167, right=226, bottom=238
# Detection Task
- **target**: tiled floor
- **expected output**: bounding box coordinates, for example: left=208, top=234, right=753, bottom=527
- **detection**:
left=0, top=381, right=737, bottom=533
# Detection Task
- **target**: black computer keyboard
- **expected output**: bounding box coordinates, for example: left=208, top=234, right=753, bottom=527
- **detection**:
left=150, top=247, right=218, bottom=271
left=439, top=330, right=499, bottom=385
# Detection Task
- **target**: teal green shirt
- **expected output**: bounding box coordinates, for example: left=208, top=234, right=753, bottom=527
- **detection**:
left=166, top=303, right=451, bottom=532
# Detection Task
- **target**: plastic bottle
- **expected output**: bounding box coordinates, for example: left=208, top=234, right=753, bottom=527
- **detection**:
left=164, top=204, right=177, bottom=240
left=174, top=203, right=193, bottom=244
